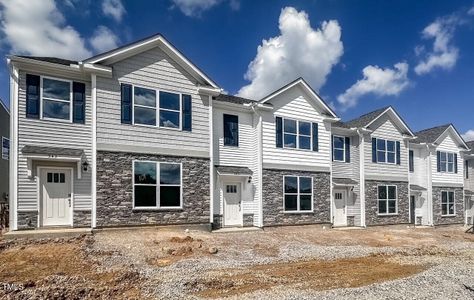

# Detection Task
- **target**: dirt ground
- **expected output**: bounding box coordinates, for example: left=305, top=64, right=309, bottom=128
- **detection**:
left=0, top=225, right=473, bottom=299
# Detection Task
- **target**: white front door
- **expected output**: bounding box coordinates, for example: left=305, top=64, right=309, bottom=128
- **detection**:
left=224, top=183, right=242, bottom=226
left=333, top=190, right=347, bottom=226
left=40, top=168, right=72, bottom=226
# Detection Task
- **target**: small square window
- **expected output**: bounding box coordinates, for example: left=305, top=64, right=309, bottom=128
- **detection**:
left=47, top=173, right=53, bottom=183
left=59, top=173, right=65, bottom=183
left=53, top=173, right=59, bottom=183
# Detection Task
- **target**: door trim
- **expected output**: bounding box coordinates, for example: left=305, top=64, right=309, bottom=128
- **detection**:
left=333, top=189, right=347, bottom=226
left=37, top=166, right=74, bottom=227
left=223, top=181, right=243, bottom=227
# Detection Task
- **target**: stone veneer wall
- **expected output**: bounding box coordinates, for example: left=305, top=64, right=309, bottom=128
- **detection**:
left=96, top=151, right=210, bottom=227
left=365, top=180, right=409, bottom=226
left=17, top=211, right=37, bottom=229
left=432, top=187, right=464, bottom=225
left=262, top=169, right=331, bottom=226
left=74, top=211, right=92, bottom=227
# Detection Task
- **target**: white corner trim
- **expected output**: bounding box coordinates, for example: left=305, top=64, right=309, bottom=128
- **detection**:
left=91, top=74, right=97, bottom=228
left=209, top=95, right=214, bottom=223
left=8, top=60, right=18, bottom=230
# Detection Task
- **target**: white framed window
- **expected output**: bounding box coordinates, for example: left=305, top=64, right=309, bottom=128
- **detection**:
left=283, top=176, right=313, bottom=212
left=441, top=191, right=455, bottom=216
left=40, top=76, right=73, bottom=122
left=376, top=139, right=396, bottom=164
left=333, top=135, right=346, bottom=162
left=283, top=118, right=312, bottom=150
left=130, top=84, right=182, bottom=129
left=2, top=137, right=10, bottom=160
left=133, top=161, right=182, bottom=209
left=439, top=151, right=455, bottom=173
left=378, top=185, right=397, bottom=215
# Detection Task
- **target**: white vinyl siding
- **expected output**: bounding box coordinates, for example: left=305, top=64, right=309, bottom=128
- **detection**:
left=364, top=116, right=408, bottom=180
left=261, top=85, right=330, bottom=169
left=17, top=70, right=92, bottom=211
left=96, top=46, right=209, bottom=155
left=432, top=134, right=464, bottom=185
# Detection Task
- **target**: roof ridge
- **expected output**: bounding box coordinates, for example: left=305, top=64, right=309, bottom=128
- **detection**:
left=415, top=123, right=451, bottom=134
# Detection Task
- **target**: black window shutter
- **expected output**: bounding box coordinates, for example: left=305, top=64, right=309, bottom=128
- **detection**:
left=345, top=137, right=350, bottom=163
left=331, top=135, right=334, bottom=161
left=312, top=123, right=319, bottom=152
left=26, top=74, right=40, bottom=119
left=437, top=151, right=441, bottom=172
left=396, top=141, right=401, bottom=165
left=275, top=117, right=283, bottom=148
left=454, top=154, right=458, bottom=173
left=409, top=150, right=414, bottom=172
left=121, top=83, right=132, bottom=124
left=466, top=160, right=469, bottom=179
left=182, top=94, right=192, bottom=131
left=73, top=82, right=85, bottom=124
left=372, top=138, right=377, bottom=163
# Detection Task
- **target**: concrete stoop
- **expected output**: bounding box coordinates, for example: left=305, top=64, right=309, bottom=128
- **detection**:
left=2, top=227, right=92, bottom=240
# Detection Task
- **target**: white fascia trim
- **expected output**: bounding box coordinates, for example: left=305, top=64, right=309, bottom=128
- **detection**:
left=91, top=74, right=97, bottom=228
left=364, top=107, right=415, bottom=137
left=9, top=56, right=81, bottom=73
left=259, top=78, right=337, bottom=118
left=8, top=59, right=18, bottom=230
left=198, top=86, right=221, bottom=96
left=243, top=102, right=273, bottom=110
left=82, top=63, right=112, bottom=77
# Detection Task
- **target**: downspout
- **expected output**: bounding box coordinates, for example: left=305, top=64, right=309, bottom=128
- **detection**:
left=209, top=95, right=214, bottom=226
left=8, top=60, right=18, bottom=231
left=91, top=74, right=97, bottom=228
left=357, top=129, right=366, bottom=227
left=251, top=104, right=264, bottom=228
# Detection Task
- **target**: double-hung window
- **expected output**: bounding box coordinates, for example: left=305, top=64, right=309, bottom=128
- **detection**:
left=378, top=185, right=397, bottom=215
left=41, top=77, right=72, bottom=121
left=283, top=119, right=312, bottom=150
left=439, top=151, right=455, bottom=173
left=333, top=136, right=345, bottom=161
left=377, top=139, right=396, bottom=163
left=283, top=176, right=313, bottom=212
left=129, top=85, right=184, bottom=129
left=223, top=114, right=239, bottom=146
left=1, top=137, right=9, bottom=160
left=133, top=161, right=182, bottom=209
left=441, top=191, right=455, bottom=216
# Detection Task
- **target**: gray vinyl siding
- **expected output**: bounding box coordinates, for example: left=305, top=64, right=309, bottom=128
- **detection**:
left=17, top=70, right=92, bottom=211
left=466, top=158, right=474, bottom=191
left=0, top=103, right=9, bottom=202
left=332, top=133, right=361, bottom=226
left=96, top=46, right=210, bottom=155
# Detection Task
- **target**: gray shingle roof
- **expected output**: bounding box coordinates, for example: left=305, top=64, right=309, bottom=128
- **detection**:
left=413, top=124, right=451, bottom=144
left=343, top=106, right=391, bottom=128
left=216, top=165, right=253, bottom=176
left=333, top=178, right=358, bottom=185
left=22, top=145, right=84, bottom=157
left=213, top=94, right=257, bottom=105
left=466, top=141, right=474, bottom=154
left=17, top=56, right=78, bottom=66
left=410, top=184, right=427, bottom=191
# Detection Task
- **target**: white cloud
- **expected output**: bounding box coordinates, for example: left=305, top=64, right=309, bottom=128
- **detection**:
left=337, top=62, right=410, bottom=110
left=468, top=6, right=474, bottom=15
left=237, top=7, right=343, bottom=100
left=102, top=0, right=125, bottom=22
left=0, top=0, right=91, bottom=60
left=414, top=16, right=460, bottom=75
left=462, top=130, right=474, bottom=142
left=89, top=26, right=119, bottom=53
left=171, top=0, right=240, bottom=17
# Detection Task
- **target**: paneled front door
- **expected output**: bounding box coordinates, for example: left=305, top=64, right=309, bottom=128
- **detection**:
left=224, top=183, right=242, bottom=226
left=333, top=190, right=347, bottom=226
left=40, top=168, right=72, bottom=226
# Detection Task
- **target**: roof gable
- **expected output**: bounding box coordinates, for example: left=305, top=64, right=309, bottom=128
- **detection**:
left=414, top=124, right=468, bottom=149
left=259, top=78, right=338, bottom=118
left=83, top=33, right=219, bottom=89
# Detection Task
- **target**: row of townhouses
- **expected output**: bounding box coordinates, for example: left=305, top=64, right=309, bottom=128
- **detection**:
left=6, top=34, right=474, bottom=231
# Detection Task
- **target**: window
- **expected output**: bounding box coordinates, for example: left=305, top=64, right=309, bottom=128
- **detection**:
left=439, top=151, right=455, bottom=173
left=42, top=77, right=72, bottom=121
left=127, top=84, right=185, bottom=129
left=441, top=191, right=455, bottom=216
left=376, top=139, right=396, bottom=164
left=223, top=114, right=239, bottom=146
left=409, top=150, right=414, bottom=172
left=226, top=185, right=237, bottom=193
left=335, top=192, right=343, bottom=200
left=466, top=160, right=469, bottom=179
left=378, top=185, right=397, bottom=215
left=283, top=176, right=313, bottom=212
left=1, top=137, right=9, bottom=160
left=133, top=161, right=182, bottom=208
left=134, top=86, right=157, bottom=126
left=333, top=136, right=345, bottom=162
left=283, top=118, right=312, bottom=150
left=47, top=172, right=65, bottom=183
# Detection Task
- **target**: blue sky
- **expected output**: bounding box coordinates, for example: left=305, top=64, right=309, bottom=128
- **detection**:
left=1, top=0, right=473, bottom=139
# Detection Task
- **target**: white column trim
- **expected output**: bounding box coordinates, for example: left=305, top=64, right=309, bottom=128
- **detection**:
left=8, top=62, right=19, bottom=230
left=209, top=95, right=214, bottom=224
left=358, top=130, right=366, bottom=227
left=91, top=74, right=97, bottom=228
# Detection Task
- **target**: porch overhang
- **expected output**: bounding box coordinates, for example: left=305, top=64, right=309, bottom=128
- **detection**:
left=410, top=184, right=427, bottom=192
left=22, top=145, right=86, bottom=179
left=333, top=178, right=358, bottom=187
left=216, top=165, right=253, bottom=179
